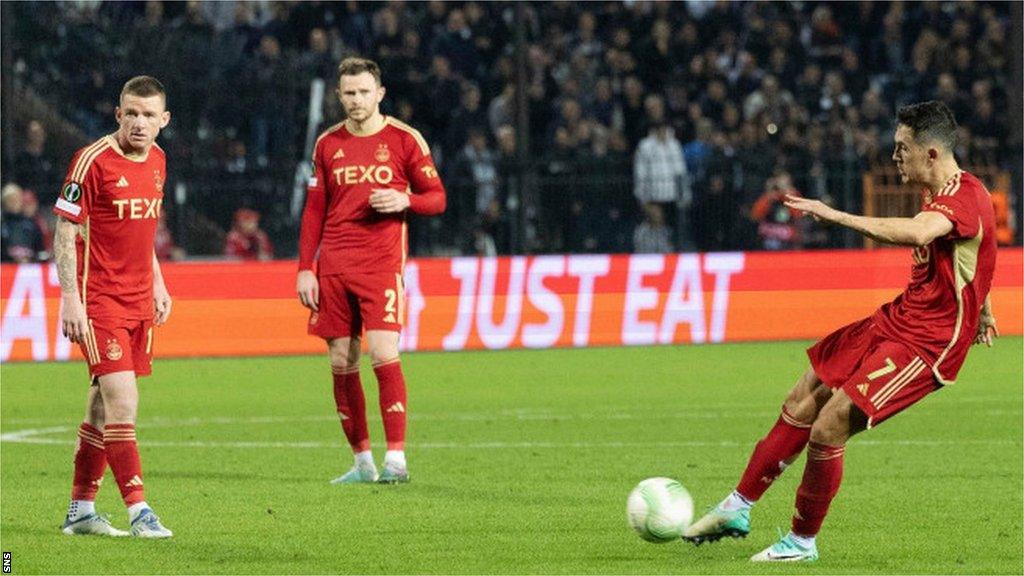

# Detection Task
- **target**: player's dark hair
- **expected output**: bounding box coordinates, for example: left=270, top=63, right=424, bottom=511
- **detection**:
left=896, top=100, right=958, bottom=153
left=338, top=57, right=382, bottom=85
left=120, top=76, right=166, bottom=104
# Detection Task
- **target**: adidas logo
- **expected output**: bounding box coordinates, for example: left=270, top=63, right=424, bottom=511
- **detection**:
left=116, top=176, right=129, bottom=188
left=857, top=383, right=869, bottom=396
left=338, top=411, right=349, bottom=421
left=91, top=477, right=104, bottom=487
left=332, top=148, right=345, bottom=160
left=124, top=474, right=144, bottom=488
left=386, top=402, right=405, bottom=414
left=383, top=313, right=396, bottom=323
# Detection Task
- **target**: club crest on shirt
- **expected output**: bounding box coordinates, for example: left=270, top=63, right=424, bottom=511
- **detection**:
left=153, top=170, right=164, bottom=193
left=105, top=339, right=123, bottom=361
left=62, top=182, right=82, bottom=203
left=374, top=144, right=390, bottom=163
left=309, top=312, right=319, bottom=326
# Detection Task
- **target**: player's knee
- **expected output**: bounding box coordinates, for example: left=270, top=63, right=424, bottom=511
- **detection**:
left=369, top=347, right=399, bottom=366
left=328, top=350, right=352, bottom=369
left=809, top=405, right=850, bottom=445
left=103, top=399, right=137, bottom=424
left=783, top=396, right=816, bottom=426
left=327, top=341, right=359, bottom=367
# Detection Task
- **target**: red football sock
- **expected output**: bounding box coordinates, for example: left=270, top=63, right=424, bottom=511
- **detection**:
left=792, top=442, right=845, bottom=536
left=374, top=359, right=407, bottom=451
left=332, top=366, right=370, bottom=453
left=71, top=423, right=107, bottom=501
left=735, top=407, right=812, bottom=501
left=103, top=423, right=146, bottom=506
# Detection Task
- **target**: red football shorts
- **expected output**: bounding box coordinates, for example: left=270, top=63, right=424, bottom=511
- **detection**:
left=807, top=317, right=941, bottom=428
left=80, top=317, right=154, bottom=380
left=308, top=272, right=404, bottom=338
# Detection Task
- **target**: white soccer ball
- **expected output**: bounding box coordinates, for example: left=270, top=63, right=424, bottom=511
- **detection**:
left=626, top=477, right=694, bottom=543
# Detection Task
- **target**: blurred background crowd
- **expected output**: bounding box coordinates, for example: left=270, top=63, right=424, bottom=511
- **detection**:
left=2, top=0, right=1021, bottom=263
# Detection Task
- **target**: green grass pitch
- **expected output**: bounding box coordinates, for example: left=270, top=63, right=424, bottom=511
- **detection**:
left=2, top=339, right=1021, bottom=574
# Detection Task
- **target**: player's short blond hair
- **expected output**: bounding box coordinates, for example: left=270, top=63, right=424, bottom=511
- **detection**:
left=120, top=76, right=166, bottom=105
left=337, top=57, right=382, bottom=86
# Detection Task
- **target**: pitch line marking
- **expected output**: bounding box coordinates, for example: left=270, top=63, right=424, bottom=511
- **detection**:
left=0, top=421, right=1018, bottom=450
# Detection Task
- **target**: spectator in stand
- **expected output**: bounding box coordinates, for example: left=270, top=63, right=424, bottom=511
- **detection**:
left=425, top=55, right=462, bottom=140
left=297, top=28, right=335, bottom=83
left=224, top=208, right=274, bottom=261
left=1, top=183, right=46, bottom=263
left=750, top=172, right=809, bottom=251
left=14, top=120, right=58, bottom=197
left=444, top=83, right=488, bottom=159
left=683, top=119, right=715, bottom=191
left=20, top=189, right=52, bottom=256
left=245, top=35, right=295, bottom=168
left=634, top=119, right=690, bottom=248
left=633, top=203, right=673, bottom=254
left=692, top=173, right=737, bottom=253
left=620, top=75, right=646, bottom=148
left=452, top=128, right=499, bottom=238
left=431, top=8, right=479, bottom=81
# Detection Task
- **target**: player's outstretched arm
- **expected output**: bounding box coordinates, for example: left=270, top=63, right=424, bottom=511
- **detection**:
left=784, top=194, right=952, bottom=247
left=152, top=251, right=172, bottom=325
left=975, top=296, right=998, bottom=347
left=54, top=217, right=88, bottom=343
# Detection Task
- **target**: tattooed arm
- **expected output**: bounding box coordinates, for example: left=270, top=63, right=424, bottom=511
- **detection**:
left=54, top=216, right=88, bottom=343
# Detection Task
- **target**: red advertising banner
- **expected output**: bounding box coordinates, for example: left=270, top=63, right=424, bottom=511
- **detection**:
left=2, top=249, right=1021, bottom=362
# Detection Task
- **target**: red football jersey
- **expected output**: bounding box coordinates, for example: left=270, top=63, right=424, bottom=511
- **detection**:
left=298, top=117, right=446, bottom=275
left=873, top=170, right=997, bottom=384
left=53, top=135, right=165, bottom=320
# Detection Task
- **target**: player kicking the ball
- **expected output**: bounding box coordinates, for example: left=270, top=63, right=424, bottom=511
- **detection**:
left=683, top=101, right=998, bottom=561
left=297, top=57, right=446, bottom=484
left=56, top=76, right=174, bottom=538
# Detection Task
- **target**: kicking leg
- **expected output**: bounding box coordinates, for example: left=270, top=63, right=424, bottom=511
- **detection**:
left=751, top=389, right=867, bottom=562
left=685, top=367, right=830, bottom=544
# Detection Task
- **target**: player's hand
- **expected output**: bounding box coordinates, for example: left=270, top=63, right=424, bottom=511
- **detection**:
left=153, top=281, right=172, bottom=326
left=974, top=313, right=998, bottom=347
left=297, top=270, right=319, bottom=311
left=783, top=194, right=840, bottom=223
left=369, top=188, right=411, bottom=214
left=60, top=294, right=88, bottom=343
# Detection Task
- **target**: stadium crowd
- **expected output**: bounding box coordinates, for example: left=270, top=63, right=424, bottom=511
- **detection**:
left=3, top=0, right=1018, bottom=262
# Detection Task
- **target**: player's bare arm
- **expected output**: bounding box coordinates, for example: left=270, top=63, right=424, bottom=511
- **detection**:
left=54, top=216, right=88, bottom=343
left=368, top=188, right=411, bottom=214
left=784, top=195, right=953, bottom=247
left=975, top=295, right=998, bottom=347
left=152, top=252, right=172, bottom=326
left=296, top=270, right=320, bottom=311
